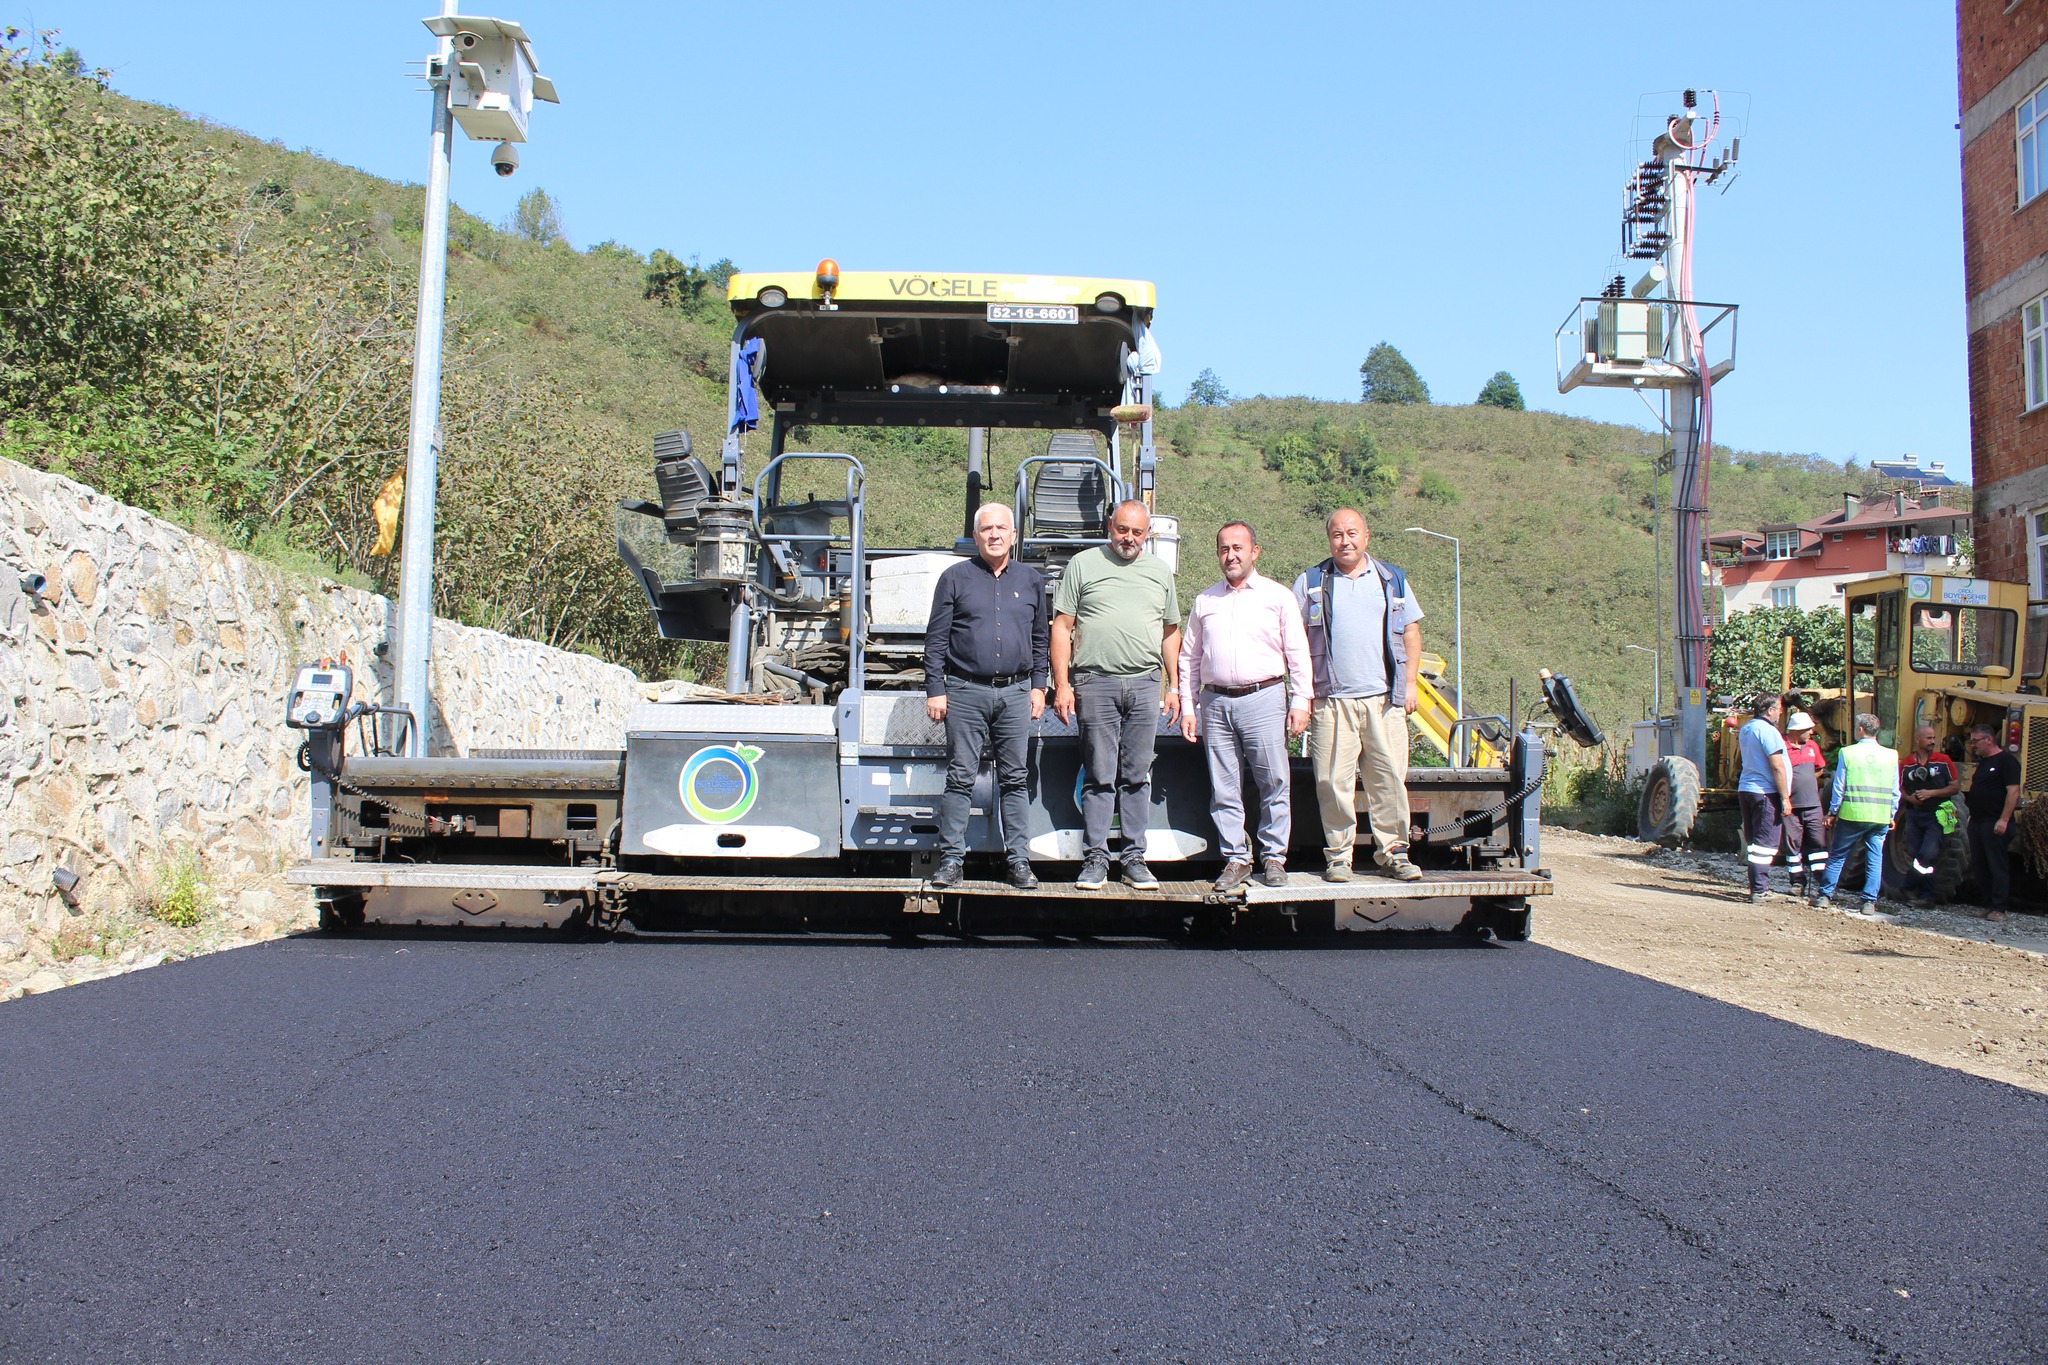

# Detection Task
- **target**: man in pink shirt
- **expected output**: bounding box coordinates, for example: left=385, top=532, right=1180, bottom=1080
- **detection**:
left=1179, top=521, right=1314, bottom=891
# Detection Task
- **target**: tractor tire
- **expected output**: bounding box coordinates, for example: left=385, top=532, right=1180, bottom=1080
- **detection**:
left=1884, top=820, right=1970, bottom=903
left=1637, top=756, right=1702, bottom=845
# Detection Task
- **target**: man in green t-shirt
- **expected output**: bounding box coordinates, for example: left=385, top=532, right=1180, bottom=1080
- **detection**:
left=1050, top=500, right=1183, bottom=890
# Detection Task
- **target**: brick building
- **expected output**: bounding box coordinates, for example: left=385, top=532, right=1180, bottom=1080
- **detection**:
left=1962, top=1, right=2048, bottom=590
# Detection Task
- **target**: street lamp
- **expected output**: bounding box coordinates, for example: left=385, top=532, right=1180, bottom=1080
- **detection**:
left=1404, top=527, right=1463, bottom=765
left=1623, top=643, right=1661, bottom=720
left=392, top=7, right=559, bottom=755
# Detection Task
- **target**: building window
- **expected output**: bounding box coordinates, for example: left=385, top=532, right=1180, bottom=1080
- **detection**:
left=1764, top=530, right=1798, bottom=560
left=1770, top=586, right=1797, bottom=609
left=2029, top=296, right=2048, bottom=412
left=2024, top=85, right=2048, bottom=205
left=2031, top=508, right=2048, bottom=597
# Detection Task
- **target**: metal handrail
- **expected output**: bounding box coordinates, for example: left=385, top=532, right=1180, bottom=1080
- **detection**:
left=750, top=451, right=868, bottom=690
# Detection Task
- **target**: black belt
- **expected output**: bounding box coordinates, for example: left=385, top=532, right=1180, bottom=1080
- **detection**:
left=1203, top=676, right=1283, bottom=698
left=950, top=671, right=1030, bottom=688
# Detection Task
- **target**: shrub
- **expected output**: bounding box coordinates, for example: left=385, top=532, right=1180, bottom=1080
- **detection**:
left=1416, top=469, right=1460, bottom=504
left=145, top=847, right=208, bottom=928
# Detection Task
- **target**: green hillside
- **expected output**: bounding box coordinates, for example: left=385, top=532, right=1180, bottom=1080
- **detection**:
left=0, top=43, right=1941, bottom=736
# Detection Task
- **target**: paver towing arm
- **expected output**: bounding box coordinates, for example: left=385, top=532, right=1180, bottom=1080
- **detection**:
left=288, top=267, right=1552, bottom=938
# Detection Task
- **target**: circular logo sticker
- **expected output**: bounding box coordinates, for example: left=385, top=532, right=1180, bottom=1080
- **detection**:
left=679, top=743, right=763, bottom=824
left=1906, top=575, right=1932, bottom=600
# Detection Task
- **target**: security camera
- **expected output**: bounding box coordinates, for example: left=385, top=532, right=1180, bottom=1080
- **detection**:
left=491, top=141, right=518, bottom=177
left=452, top=30, right=483, bottom=51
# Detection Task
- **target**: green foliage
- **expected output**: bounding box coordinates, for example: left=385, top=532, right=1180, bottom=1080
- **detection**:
left=1186, top=367, right=1230, bottom=406
left=1540, top=748, right=1643, bottom=835
left=506, top=187, right=567, bottom=246
left=643, top=249, right=736, bottom=312
left=145, top=847, right=207, bottom=928
left=1705, top=604, right=1846, bottom=697
left=1260, top=418, right=1397, bottom=513
left=0, top=30, right=233, bottom=413
left=1416, top=468, right=1460, bottom=504
left=1475, top=371, right=1524, bottom=409
left=1359, top=342, right=1429, bottom=405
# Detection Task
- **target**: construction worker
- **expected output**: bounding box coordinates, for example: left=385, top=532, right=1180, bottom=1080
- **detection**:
left=1898, top=724, right=1960, bottom=905
left=1781, top=711, right=1828, bottom=898
left=923, top=502, right=1049, bottom=890
left=1050, top=500, right=1183, bottom=891
left=1736, top=693, right=1794, bottom=903
left=1179, top=521, right=1313, bottom=892
left=1812, top=712, right=1901, bottom=919
left=1290, top=507, right=1424, bottom=883
left=1964, top=721, right=2021, bottom=922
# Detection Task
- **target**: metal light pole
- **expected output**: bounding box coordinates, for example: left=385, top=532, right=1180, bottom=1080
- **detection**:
left=1405, top=527, right=1463, bottom=766
left=393, top=0, right=459, bottom=755
left=392, top=8, right=557, bottom=754
left=1623, top=643, right=1661, bottom=720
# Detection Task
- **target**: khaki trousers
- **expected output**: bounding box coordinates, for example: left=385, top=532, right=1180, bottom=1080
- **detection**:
left=1308, top=695, right=1410, bottom=868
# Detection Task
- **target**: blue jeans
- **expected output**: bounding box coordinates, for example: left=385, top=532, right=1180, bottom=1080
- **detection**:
left=1819, top=820, right=1887, bottom=904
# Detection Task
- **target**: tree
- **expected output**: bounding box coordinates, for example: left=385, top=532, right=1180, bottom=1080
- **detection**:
left=642, top=251, right=734, bottom=309
left=506, top=187, right=567, bottom=246
left=1705, top=604, right=1846, bottom=697
left=1359, top=342, right=1429, bottom=405
left=1475, top=371, right=1524, bottom=409
left=1186, top=367, right=1230, bottom=406
left=0, top=29, right=232, bottom=412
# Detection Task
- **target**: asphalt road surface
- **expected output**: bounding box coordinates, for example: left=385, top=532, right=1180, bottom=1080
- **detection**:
left=1, top=930, right=2043, bottom=1364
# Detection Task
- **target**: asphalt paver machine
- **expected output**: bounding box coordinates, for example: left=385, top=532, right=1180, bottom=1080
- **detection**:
left=286, top=266, right=1553, bottom=937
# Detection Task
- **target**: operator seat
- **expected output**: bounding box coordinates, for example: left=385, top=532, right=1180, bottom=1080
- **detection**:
left=1027, top=433, right=1112, bottom=537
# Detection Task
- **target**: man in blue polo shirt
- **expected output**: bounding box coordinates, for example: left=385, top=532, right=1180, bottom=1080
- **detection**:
left=1736, top=693, right=1794, bottom=903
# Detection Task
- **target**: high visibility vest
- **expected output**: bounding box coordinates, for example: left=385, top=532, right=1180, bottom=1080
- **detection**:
left=1836, top=741, right=1898, bottom=824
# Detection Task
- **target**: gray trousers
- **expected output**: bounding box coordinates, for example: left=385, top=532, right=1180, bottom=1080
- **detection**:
left=938, top=677, right=1032, bottom=861
left=1075, top=670, right=1159, bottom=865
left=1200, top=684, right=1291, bottom=862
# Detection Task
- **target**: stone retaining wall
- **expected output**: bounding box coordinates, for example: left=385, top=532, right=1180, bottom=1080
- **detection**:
left=0, top=457, right=643, bottom=937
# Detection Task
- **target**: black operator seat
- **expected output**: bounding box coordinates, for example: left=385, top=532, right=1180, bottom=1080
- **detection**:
left=1028, top=432, right=1112, bottom=537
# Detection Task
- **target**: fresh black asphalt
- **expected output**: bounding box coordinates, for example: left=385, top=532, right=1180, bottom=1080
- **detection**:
left=0, top=930, right=2043, bottom=1363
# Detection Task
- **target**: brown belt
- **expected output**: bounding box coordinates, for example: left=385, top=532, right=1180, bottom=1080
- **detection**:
left=1203, top=676, right=1283, bottom=698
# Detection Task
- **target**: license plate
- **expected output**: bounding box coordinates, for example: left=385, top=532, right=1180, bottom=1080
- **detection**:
left=987, top=303, right=1078, bottom=324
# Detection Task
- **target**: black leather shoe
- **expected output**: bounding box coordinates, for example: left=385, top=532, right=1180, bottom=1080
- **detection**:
left=1007, top=859, right=1039, bottom=890
left=930, top=858, right=965, bottom=889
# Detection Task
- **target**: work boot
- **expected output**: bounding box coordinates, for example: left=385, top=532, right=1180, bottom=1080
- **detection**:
left=930, top=857, right=965, bottom=889
left=1213, top=860, right=1252, bottom=893
left=1323, top=860, right=1354, bottom=884
left=1074, top=855, right=1111, bottom=891
left=1006, top=858, right=1039, bottom=890
left=1256, top=858, right=1289, bottom=888
left=1808, top=894, right=1831, bottom=911
left=1121, top=858, right=1159, bottom=889
left=1383, top=855, right=1424, bottom=883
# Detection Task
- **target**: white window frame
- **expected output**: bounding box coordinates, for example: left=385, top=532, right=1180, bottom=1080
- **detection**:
left=2027, top=294, right=2048, bottom=412
left=1764, top=530, right=1798, bottom=560
left=2030, top=506, right=2048, bottom=598
left=2022, top=83, right=2048, bottom=206
left=1769, top=585, right=1797, bottom=609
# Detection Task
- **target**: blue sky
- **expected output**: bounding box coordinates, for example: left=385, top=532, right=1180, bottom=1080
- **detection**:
left=22, top=2, right=1966, bottom=470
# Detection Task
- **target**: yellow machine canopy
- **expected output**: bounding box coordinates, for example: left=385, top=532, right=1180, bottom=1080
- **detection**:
left=725, top=270, right=1156, bottom=432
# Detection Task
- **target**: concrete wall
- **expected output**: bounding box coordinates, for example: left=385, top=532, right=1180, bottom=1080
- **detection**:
left=0, top=457, right=643, bottom=936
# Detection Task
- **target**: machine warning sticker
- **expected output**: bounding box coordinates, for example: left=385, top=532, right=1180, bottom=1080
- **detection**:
left=680, top=743, right=763, bottom=824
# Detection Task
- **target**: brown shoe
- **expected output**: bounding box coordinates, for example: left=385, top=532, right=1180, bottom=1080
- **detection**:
left=1212, top=860, right=1252, bottom=893
left=1256, top=858, right=1289, bottom=888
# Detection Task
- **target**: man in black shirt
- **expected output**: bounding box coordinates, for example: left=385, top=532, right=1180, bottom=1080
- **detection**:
left=1964, top=722, right=2022, bottom=921
left=923, top=502, right=1049, bottom=889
